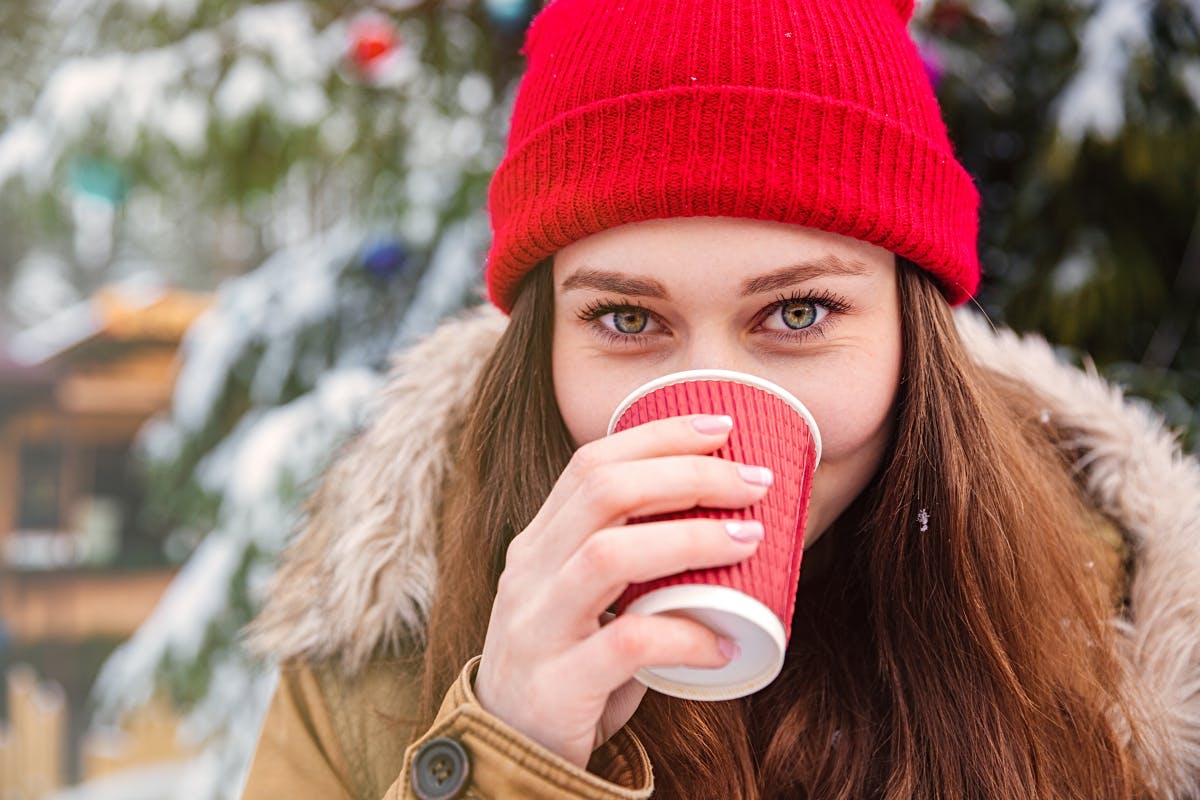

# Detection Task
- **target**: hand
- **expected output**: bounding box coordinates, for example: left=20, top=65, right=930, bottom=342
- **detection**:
left=473, top=414, right=771, bottom=769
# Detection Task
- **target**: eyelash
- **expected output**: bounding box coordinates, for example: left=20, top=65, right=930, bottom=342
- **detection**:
left=575, top=289, right=851, bottom=349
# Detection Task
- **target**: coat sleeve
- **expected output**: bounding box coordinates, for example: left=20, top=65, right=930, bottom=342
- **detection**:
left=243, top=656, right=654, bottom=799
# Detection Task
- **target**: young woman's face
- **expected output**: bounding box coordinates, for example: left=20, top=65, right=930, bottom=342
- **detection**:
left=551, top=217, right=902, bottom=547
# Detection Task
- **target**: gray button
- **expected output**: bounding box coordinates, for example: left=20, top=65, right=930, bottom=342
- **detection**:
left=411, top=737, right=470, bottom=800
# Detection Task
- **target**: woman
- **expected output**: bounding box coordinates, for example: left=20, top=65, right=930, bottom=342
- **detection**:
left=244, top=0, right=1200, bottom=797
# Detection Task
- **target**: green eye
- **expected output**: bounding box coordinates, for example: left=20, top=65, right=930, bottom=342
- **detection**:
left=612, top=309, right=649, bottom=334
left=779, top=300, right=818, bottom=329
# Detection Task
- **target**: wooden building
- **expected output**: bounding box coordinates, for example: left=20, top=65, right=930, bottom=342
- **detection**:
left=0, top=284, right=210, bottom=791
left=0, top=284, right=209, bottom=578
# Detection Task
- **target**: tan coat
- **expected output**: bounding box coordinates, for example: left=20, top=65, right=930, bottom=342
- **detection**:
left=243, top=306, right=1200, bottom=799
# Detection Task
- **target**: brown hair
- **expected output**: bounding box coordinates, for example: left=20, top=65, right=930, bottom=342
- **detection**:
left=417, top=259, right=1154, bottom=798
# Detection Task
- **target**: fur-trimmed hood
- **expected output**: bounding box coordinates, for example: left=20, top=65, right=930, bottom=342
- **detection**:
left=250, top=305, right=1200, bottom=795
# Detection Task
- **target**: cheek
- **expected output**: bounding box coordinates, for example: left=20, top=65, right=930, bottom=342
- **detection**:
left=553, top=335, right=620, bottom=448
left=797, top=314, right=903, bottom=455
left=789, top=347, right=902, bottom=542
left=805, top=367, right=898, bottom=461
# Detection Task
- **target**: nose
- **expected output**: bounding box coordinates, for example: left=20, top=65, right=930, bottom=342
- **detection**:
left=678, top=332, right=754, bottom=374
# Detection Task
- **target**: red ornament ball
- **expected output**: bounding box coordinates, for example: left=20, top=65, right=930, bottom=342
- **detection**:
left=348, top=14, right=399, bottom=74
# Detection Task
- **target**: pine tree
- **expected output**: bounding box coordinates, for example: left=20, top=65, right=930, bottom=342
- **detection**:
left=914, top=0, right=1200, bottom=447
left=1, top=1, right=531, bottom=795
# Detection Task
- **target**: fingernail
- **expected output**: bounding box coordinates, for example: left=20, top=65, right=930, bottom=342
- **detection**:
left=691, top=414, right=733, bottom=434
left=736, top=465, right=773, bottom=486
left=719, top=637, right=740, bottom=661
left=725, top=520, right=764, bottom=542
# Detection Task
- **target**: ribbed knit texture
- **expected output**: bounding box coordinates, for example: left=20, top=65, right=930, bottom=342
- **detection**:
left=485, top=0, right=980, bottom=312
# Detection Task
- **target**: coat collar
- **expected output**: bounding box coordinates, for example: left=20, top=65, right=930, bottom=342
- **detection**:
left=251, top=304, right=1200, bottom=793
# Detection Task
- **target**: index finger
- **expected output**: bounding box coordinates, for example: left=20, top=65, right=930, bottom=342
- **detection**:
left=532, top=413, right=734, bottom=528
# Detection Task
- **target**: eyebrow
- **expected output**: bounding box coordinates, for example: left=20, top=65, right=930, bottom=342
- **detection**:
left=560, top=256, right=870, bottom=300
left=561, top=269, right=670, bottom=298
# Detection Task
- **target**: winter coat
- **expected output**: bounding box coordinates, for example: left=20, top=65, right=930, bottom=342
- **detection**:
left=243, top=304, right=1200, bottom=799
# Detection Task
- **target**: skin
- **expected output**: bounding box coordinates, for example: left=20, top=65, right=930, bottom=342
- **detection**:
left=475, top=217, right=903, bottom=770
left=553, top=217, right=902, bottom=549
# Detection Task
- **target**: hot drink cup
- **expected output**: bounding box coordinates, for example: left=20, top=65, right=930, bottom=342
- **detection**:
left=607, top=369, right=821, bottom=701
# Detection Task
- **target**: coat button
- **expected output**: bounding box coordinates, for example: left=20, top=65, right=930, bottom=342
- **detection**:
left=411, top=737, right=471, bottom=800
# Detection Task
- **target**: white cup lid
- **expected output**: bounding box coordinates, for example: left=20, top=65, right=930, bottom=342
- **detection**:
left=625, top=584, right=786, bottom=701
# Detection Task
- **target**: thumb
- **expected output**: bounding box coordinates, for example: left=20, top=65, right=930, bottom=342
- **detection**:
left=595, top=678, right=648, bottom=749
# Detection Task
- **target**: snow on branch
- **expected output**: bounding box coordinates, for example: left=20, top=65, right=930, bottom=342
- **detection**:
left=1054, top=0, right=1152, bottom=144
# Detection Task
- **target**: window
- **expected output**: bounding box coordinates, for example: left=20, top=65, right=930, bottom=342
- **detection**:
left=18, top=442, right=63, bottom=530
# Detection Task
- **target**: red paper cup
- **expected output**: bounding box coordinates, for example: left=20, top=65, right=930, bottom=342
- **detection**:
left=606, top=369, right=821, bottom=701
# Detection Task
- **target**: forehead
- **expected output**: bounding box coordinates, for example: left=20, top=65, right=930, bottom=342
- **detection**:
left=552, top=217, right=894, bottom=293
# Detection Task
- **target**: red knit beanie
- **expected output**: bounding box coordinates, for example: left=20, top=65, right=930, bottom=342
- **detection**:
left=485, top=0, right=980, bottom=313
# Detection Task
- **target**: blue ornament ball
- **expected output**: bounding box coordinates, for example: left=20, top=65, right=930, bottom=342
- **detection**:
left=484, top=0, right=531, bottom=31
left=361, top=238, right=408, bottom=281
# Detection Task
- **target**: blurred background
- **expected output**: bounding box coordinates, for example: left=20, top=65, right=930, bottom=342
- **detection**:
left=0, top=0, right=1196, bottom=797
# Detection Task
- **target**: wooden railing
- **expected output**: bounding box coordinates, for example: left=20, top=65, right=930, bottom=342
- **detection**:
left=0, top=664, right=195, bottom=798
left=0, top=665, right=65, bottom=798
left=0, top=568, right=177, bottom=642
